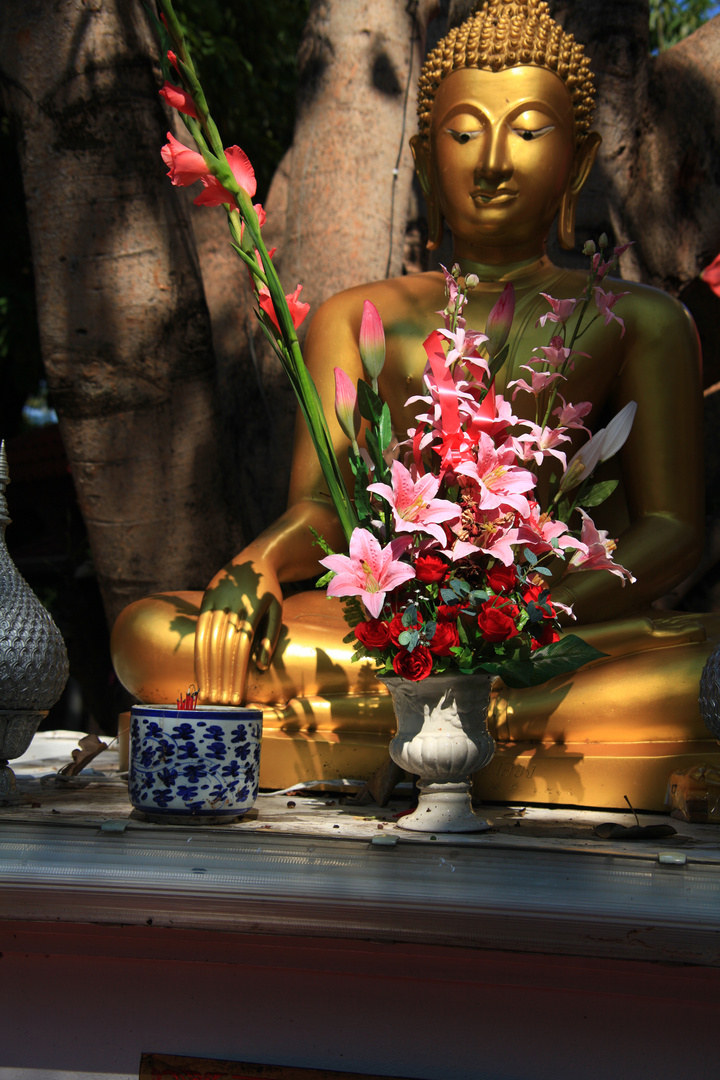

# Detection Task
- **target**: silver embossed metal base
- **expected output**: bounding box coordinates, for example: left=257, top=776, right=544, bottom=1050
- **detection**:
left=0, top=709, right=47, bottom=804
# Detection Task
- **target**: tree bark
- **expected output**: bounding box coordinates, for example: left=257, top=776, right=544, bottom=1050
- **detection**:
left=0, top=0, right=232, bottom=627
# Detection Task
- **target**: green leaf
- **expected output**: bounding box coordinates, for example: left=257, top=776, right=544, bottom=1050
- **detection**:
left=523, top=547, right=538, bottom=566
left=378, top=402, right=393, bottom=453
left=577, top=478, right=619, bottom=509
left=498, top=634, right=607, bottom=689
left=402, top=603, right=419, bottom=627
left=357, top=379, right=384, bottom=425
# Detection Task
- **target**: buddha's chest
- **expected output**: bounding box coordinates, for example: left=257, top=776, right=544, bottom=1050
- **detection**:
left=379, top=293, right=625, bottom=440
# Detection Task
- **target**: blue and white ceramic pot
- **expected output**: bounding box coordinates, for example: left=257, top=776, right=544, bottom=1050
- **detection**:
left=128, top=704, right=263, bottom=824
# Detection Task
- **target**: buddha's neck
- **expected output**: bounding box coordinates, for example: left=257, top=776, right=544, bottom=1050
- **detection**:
left=455, top=251, right=554, bottom=287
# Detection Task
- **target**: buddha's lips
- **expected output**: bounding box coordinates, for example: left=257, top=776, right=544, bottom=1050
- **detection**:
left=471, top=188, right=517, bottom=204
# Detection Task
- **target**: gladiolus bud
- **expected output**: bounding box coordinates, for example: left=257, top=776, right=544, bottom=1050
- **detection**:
left=159, top=81, right=197, bottom=118
left=484, top=282, right=515, bottom=358
left=333, top=368, right=361, bottom=445
left=358, top=301, right=386, bottom=381
left=599, top=401, right=637, bottom=461
left=560, top=429, right=607, bottom=492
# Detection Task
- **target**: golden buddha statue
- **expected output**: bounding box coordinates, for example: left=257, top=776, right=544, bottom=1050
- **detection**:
left=111, top=0, right=720, bottom=810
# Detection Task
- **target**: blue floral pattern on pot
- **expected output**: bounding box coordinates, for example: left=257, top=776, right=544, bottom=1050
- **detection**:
left=128, top=705, right=263, bottom=823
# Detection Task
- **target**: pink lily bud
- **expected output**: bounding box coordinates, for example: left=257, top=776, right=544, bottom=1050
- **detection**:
left=599, top=401, right=637, bottom=461
left=358, top=301, right=386, bottom=381
left=333, top=368, right=361, bottom=445
left=484, top=283, right=515, bottom=358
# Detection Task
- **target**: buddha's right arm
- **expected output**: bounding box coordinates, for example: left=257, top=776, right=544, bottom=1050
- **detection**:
left=196, top=292, right=363, bottom=704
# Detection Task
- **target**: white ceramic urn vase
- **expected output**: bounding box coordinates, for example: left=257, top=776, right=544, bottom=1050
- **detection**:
left=379, top=672, right=495, bottom=832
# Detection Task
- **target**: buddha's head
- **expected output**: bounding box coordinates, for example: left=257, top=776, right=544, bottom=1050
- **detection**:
left=411, top=0, right=601, bottom=255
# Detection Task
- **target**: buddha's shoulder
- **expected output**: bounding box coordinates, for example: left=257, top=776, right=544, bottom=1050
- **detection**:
left=308, top=272, right=445, bottom=327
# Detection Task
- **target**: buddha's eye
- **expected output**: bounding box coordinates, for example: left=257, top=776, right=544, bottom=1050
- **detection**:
left=512, top=124, right=555, bottom=142
left=446, top=128, right=481, bottom=145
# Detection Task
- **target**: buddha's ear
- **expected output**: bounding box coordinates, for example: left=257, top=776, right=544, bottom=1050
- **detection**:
left=410, top=133, right=444, bottom=251
left=557, top=131, right=602, bottom=250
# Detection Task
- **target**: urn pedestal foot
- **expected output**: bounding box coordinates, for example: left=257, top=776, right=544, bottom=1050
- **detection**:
left=399, top=779, right=493, bottom=832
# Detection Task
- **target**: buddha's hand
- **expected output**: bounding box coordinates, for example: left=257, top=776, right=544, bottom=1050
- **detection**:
left=194, top=557, right=283, bottom=705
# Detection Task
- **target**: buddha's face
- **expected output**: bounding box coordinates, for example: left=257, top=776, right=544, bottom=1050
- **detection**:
left=429, top=66, right=578, bottom=258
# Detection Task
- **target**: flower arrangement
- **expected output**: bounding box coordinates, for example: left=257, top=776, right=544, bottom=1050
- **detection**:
left=316, top=255, right=636, bottom=687
left=153, top=2, right=635, bottom=690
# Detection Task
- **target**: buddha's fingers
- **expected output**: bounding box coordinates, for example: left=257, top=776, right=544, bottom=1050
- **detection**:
left=196, top=609, right=231, bottom=703
left=255, top=596, right=283, bottom=671
left=220, top=611, right=253, bottom=706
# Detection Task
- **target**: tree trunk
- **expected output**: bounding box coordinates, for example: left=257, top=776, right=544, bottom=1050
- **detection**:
left=0, top=0, right=232, bottom=627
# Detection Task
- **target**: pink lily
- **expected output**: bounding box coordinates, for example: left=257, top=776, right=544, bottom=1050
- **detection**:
left=448, top=507, right=520, bottom=567
left=258, top=284, right=310, bottom=332
left=513, top=423, right=571, bottom=469
left=455, top=432, right=536, bottom=517
left=517, top=500, right=587, bottom=556
left=536, top=294, right=578, bottom=328
left=358, top=301, right=386, bottom=382
left=320, top=530, right=415, bottom=619
left=567, top=510, right=636, bottom=584
left=159, top=81, right=197, bottom=118
left=333, top=368, right=360, bottom=446
left=508, top=365, right=564, bottom=400
left=368, top=460, right=460, bottom=544
left=437, top=326, right=489, bottom=374
left=193, top=145, right=257, bottom=208
left=594, top=287, right=629, bottom=336
left=553, top=396, right=592, bottom=433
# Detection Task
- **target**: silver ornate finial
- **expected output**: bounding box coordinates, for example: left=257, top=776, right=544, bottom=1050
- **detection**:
left=0, top=441, right=9, bottom=527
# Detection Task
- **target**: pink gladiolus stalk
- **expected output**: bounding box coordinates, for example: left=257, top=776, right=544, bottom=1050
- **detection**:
left=258, top=284, right=310, bottom=332
left=702, top=253, right=720, bottom=298
left=161, top=132, right=209, bottom=186
left=333, top=368, right=361, bottom=452
left=484, top=282, right=515, bottom=358
left=159, top=80, right=197, bottom=118
left=358, top=301, right=385, bottom=392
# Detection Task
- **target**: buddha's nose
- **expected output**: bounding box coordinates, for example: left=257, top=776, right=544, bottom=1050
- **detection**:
left=474, top=126, right=512, bottom=184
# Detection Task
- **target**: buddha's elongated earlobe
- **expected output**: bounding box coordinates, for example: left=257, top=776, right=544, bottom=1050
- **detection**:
left=410, top=134, right=444, bottom=251
left=558, top=131, right=602, bottom=250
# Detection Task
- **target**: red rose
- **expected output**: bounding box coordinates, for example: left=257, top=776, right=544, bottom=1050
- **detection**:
left=477, top=596, right=519, bottom=642
left=414, top=552, right=449, bottom=584
left=486, top=564, right=517, bottom=593
left=522, top=584, right=554, bottom=618
left=389, top=610, right=423, bottom=645
left=531, top=624, right=561, bottom=650
left=437, top=602, right=466, bottom=622
left=393, top=646, right=434, bottom=681
left=355, top=619, right=391, bottom=649
left=428, top=620, right=459, bottom=656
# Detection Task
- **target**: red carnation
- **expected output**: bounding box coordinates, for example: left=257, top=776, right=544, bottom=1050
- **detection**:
left=355, top=619, right=391, bottom=649
left=429, top=620, right=459, bottom=656
left=393, top=646, right=434, bottom=681
left=486, top=564, right=517, bottom=593
left=389, top=610, right=423, bottom=645
left=414, top=552, right=449, bottom=583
